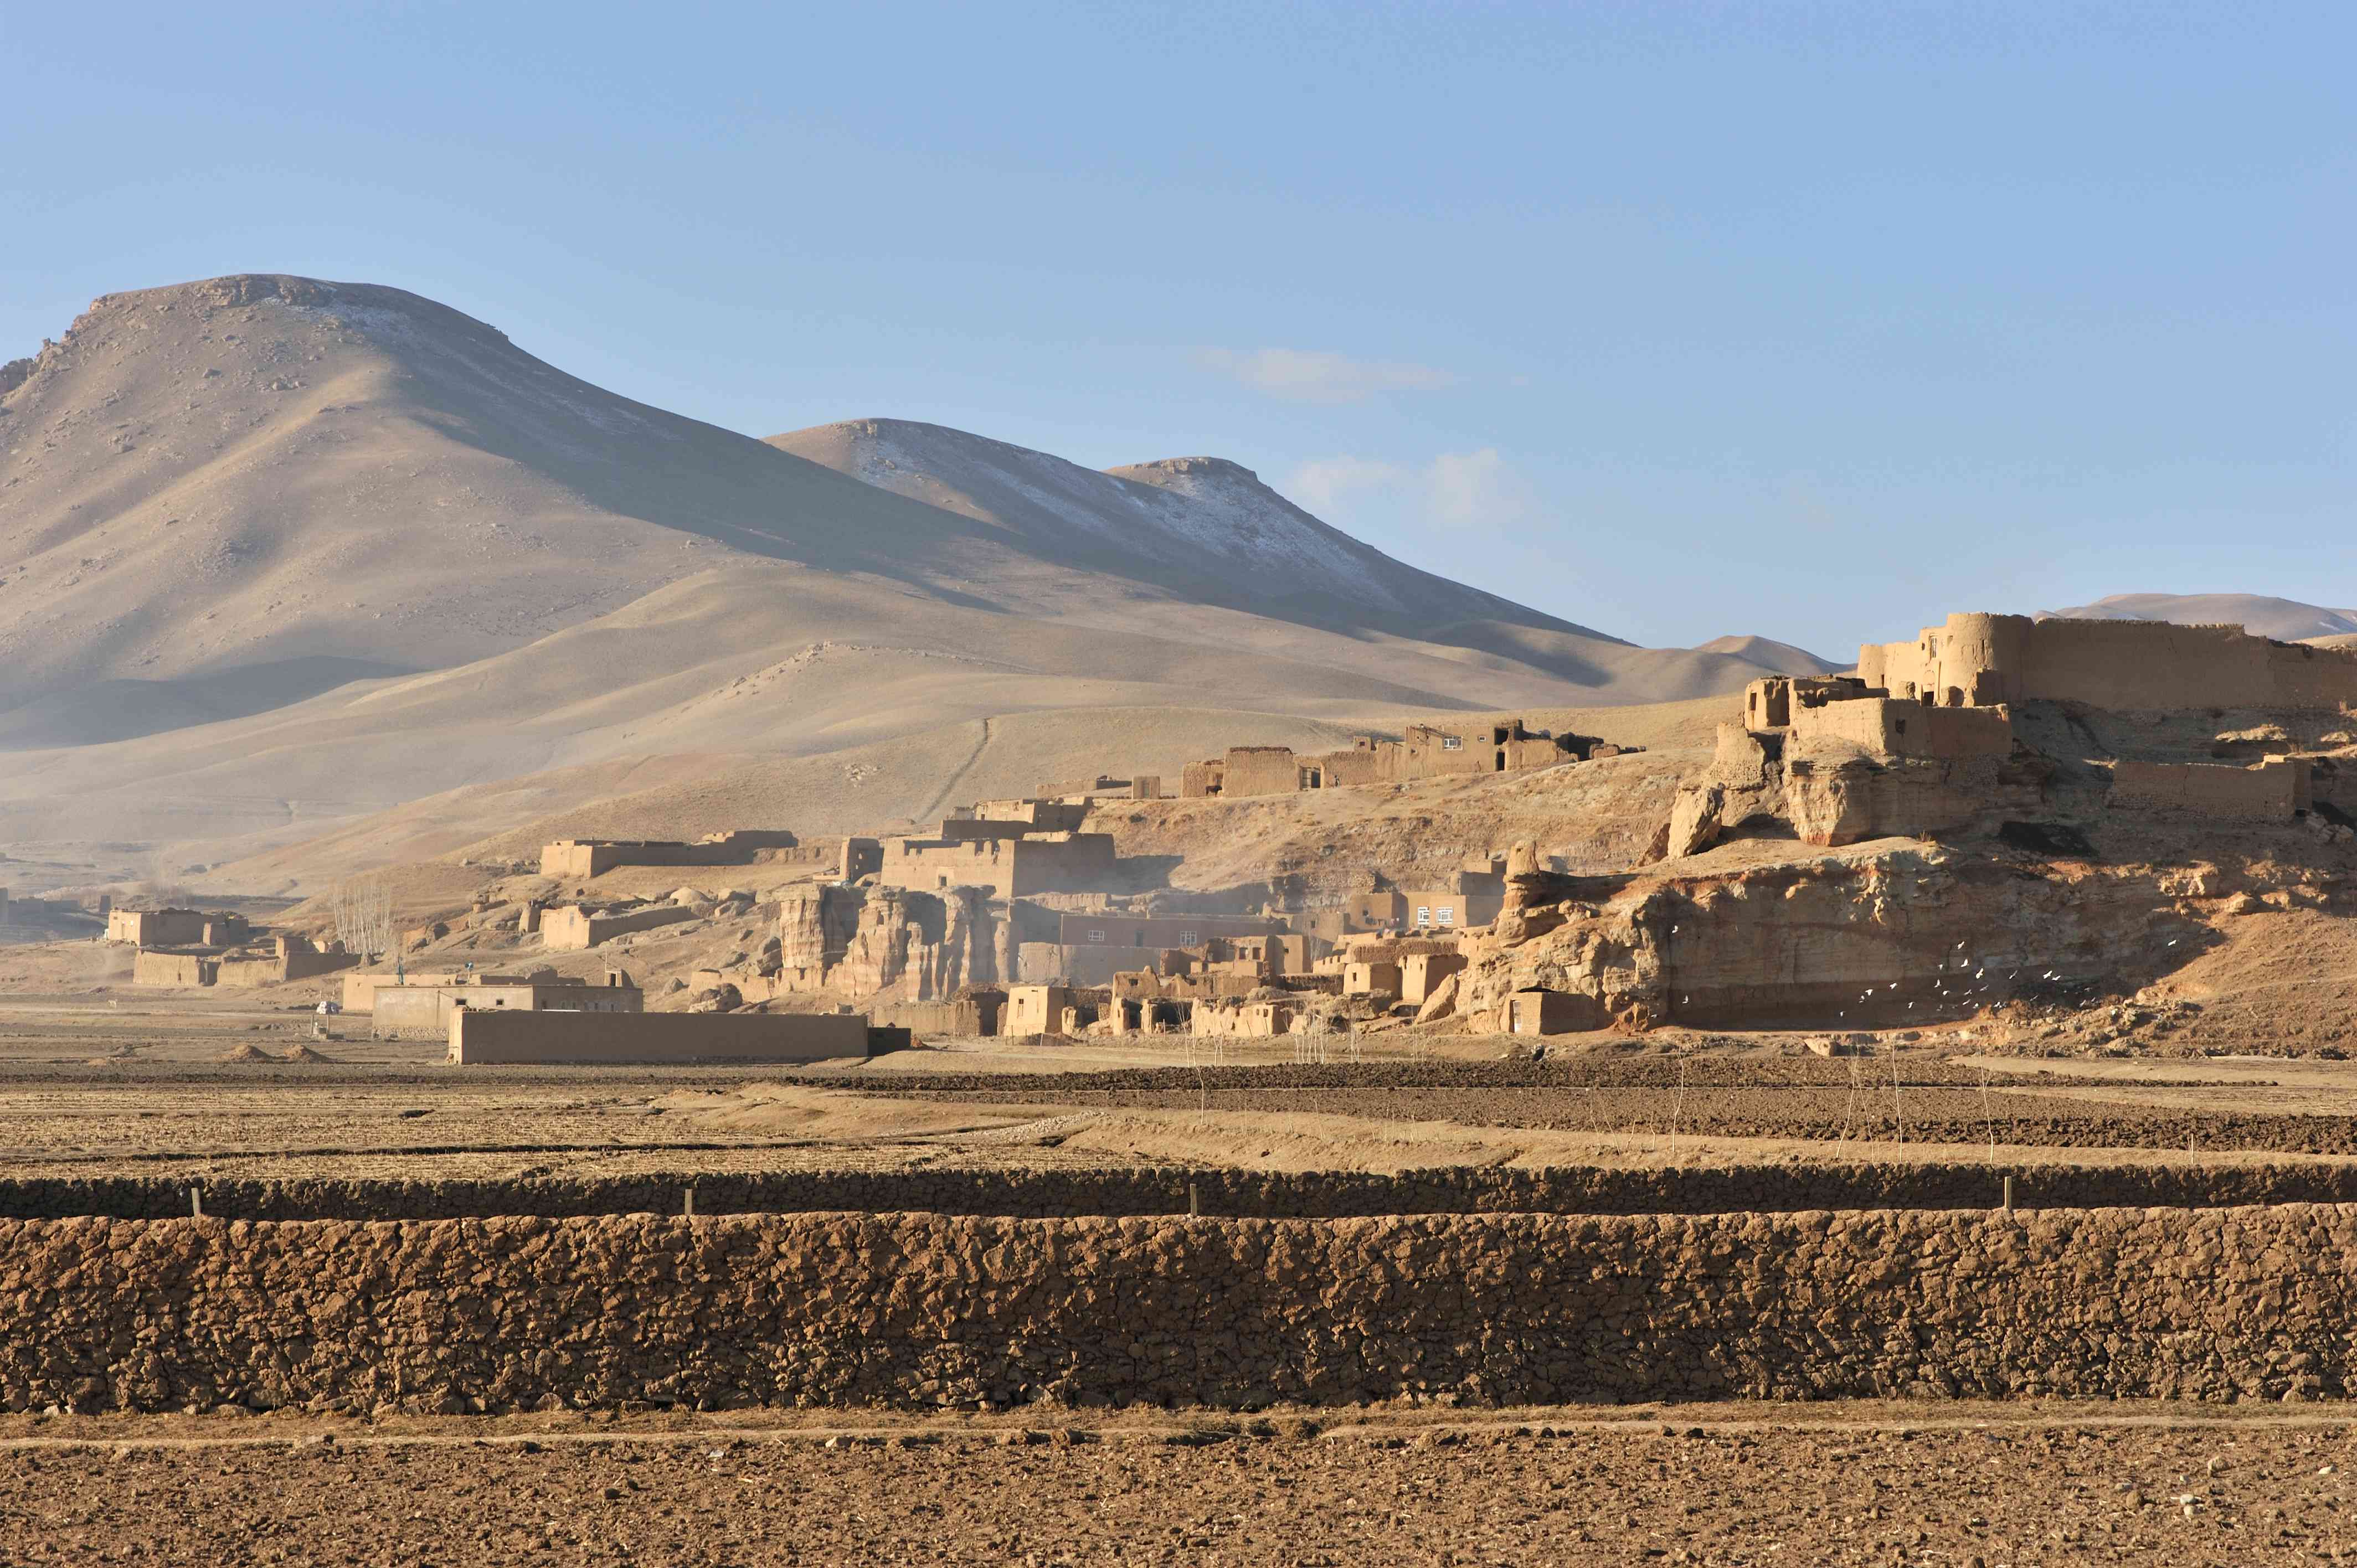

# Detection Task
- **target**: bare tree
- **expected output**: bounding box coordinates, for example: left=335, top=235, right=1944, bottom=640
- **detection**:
left=331, top=875, right=395, bottom=963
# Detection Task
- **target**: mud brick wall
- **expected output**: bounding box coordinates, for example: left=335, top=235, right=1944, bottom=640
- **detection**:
left=4, top=1206, right=2354, bottom=1415
left=4, top=1163, right=2357, bottom=1221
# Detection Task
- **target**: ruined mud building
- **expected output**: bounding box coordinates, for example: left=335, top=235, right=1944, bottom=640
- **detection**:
left=361, top=968, right=642, bottom=1035
left=107, top=907, right=250, bottom=948
left=1180, top=718, right=1633, bottom=798
left=1478, top=611, right=2357, bottom=1038
left=538, top=830, right=809, bottom=879
left=1679, top=613, right=2354, bottom=855
left=128, top=930, right=360, bottom=989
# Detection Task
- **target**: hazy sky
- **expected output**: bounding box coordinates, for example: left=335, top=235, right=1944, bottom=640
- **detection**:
left=6, top=3, right=2350, bottom=655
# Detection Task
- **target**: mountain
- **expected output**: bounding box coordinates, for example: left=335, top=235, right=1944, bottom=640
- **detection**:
left=0, top=274, right=1083, bottom=742
left=0, top=274, right=1831, bottom=889
left=768, top=419, right=1613, bottom=639
left=1688, top=635, right=1844, bottom=676
left=2037, top=594, right=2357, bottom=643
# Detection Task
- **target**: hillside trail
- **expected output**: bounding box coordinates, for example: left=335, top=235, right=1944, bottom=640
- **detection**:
left=913, top=717, right=994, bottom=824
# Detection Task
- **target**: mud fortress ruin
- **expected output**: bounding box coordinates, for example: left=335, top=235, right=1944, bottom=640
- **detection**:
left=150, top=612, right=2357, bottom=1062
left=1447, top=612, right=2357, bottom=1038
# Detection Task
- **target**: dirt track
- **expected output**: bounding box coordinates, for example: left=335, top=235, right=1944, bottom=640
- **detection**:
left=6, top=1409, right=2355, bottom=1566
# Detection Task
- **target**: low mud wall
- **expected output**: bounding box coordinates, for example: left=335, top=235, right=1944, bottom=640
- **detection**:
left=8, top=1162, right=2357, bottom=1221
left=7, top=1206, right=2354, bottom=1414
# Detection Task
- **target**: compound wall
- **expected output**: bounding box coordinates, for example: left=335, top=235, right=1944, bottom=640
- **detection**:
left=1221, top=747, right=1309, bottom=797
left=883, top=833, right=1117, bottom=898
left=540, top=903, right=697, bottom=951
left=8, top=1205, right=2357, bottom=1414
left=131, top=951, right=215, bottom=987
left=215, top=946, right=360, bottom=988
left=2112, top=759, right=2301, bottom=821
left=1860, top=613, right=2357, bottom=713
left=446, top=1008, right=869, bottom=1065
left=1789, top=698, right=2013, bottom=761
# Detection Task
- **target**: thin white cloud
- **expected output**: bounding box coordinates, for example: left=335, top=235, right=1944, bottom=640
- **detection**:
left=1285, top=447, right=1533, bottom=531
left=1424, top=447, right=1532, bottom=528
left=1286, top=455, right=1409, bottom=515
left=1196, top=347, right=1458, bottom=404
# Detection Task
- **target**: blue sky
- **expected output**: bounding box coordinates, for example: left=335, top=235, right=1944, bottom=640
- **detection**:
left=5, top=2, right=2350, bottom=656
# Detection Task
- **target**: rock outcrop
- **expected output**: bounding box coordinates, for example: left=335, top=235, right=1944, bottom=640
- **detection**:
left=1462, top=844, right=2207, bottom=1031
left=772, top=884, right=1003, bottom=1000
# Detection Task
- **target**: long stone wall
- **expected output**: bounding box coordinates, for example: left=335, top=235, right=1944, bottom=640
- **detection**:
left=8, top=1205, right=2357, bottom=1414
left=1859, top=612, right=2357, bottom=713
left=11, top=1161, right=2357, bottom=1221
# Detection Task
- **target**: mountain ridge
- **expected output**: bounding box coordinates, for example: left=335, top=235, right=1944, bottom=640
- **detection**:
left=0, top=272, right=1836, bottom=890
left=2037, top=592, right=2357, bottom=643
left=765, top=417, right=1615, bottom=641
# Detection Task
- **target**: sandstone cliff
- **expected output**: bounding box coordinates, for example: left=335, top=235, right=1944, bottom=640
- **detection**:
left=771, top=884, right=1005, bottom=1000
left=1463, top=844, right=2210, bottom=1032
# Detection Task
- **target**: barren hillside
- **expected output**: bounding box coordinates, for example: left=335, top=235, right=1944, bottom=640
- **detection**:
left=1689, top=634, right=1842, bottom=675
left=0, top=275, right=1013, bottom=744
left=0, top=273, right=1833, bottom=887
left=771, top=420, right=1588, bottom=637
left=2039, top=592, right=2357, bottom=642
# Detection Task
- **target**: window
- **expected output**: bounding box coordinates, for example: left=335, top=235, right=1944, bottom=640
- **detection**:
left=1087, top=929, right=1107, bottom=944
left=1437, top=906, right=1455, bottom=926
left=1416, top=906, right=1432, bottom=926
left=1179, top=929, right=1198, bottom=945
left=1440, top=736, right=1461, bottom=750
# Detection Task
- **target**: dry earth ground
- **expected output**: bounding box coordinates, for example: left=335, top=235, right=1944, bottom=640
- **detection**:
left=6, top=1406, right=2357, bottom=1565
left=7, top=1006, right=2357, bottom=1560
left=4, top=998, right=2357, bottom=1180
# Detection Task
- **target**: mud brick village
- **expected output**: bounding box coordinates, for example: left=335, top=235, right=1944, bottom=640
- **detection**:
left=8, top=269, right=2357, bottom=1563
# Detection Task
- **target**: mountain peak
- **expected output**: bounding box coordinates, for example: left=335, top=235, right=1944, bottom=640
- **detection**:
left=1108, top=455, right=1263, bottom=486
left=772, top=419, right=1603, bottom=635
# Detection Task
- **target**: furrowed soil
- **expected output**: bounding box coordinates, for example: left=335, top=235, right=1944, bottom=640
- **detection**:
left=2, top=998, right=2357, bottom=1179
left=864, top=1082, right=2357, bottom=1155
left=6, top=1406, right=2357, bottom=1566
left=12, top=997, right=2357, bottom=1559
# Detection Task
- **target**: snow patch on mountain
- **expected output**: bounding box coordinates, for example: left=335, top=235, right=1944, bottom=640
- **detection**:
left=774, top=419, right=1586, bottom=628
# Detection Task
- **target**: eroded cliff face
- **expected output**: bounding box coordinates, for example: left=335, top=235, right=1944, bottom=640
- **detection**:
left=773, top=884, right=1002, bottom=1000
left=1463, top=845, right=2206, bottom=1032
left=1782, top=751, right=2047, bottom=849
left=1664, top=721, right=2047, bottom=857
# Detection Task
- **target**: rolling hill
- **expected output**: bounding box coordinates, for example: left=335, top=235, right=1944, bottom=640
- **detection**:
left=0, top=274, right=1832, bottom=893
left=2039, top=593, right=2357, bottom=643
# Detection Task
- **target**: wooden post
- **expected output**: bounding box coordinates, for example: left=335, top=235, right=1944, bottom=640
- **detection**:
left=2002, top=1175, right=2014, bottom=1214
left=1188, top=1182, right=1201, bottom=1218
left=683, top=1187, right=696, bottom=1218
left=189, top=1187, right=203, bottom=1220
